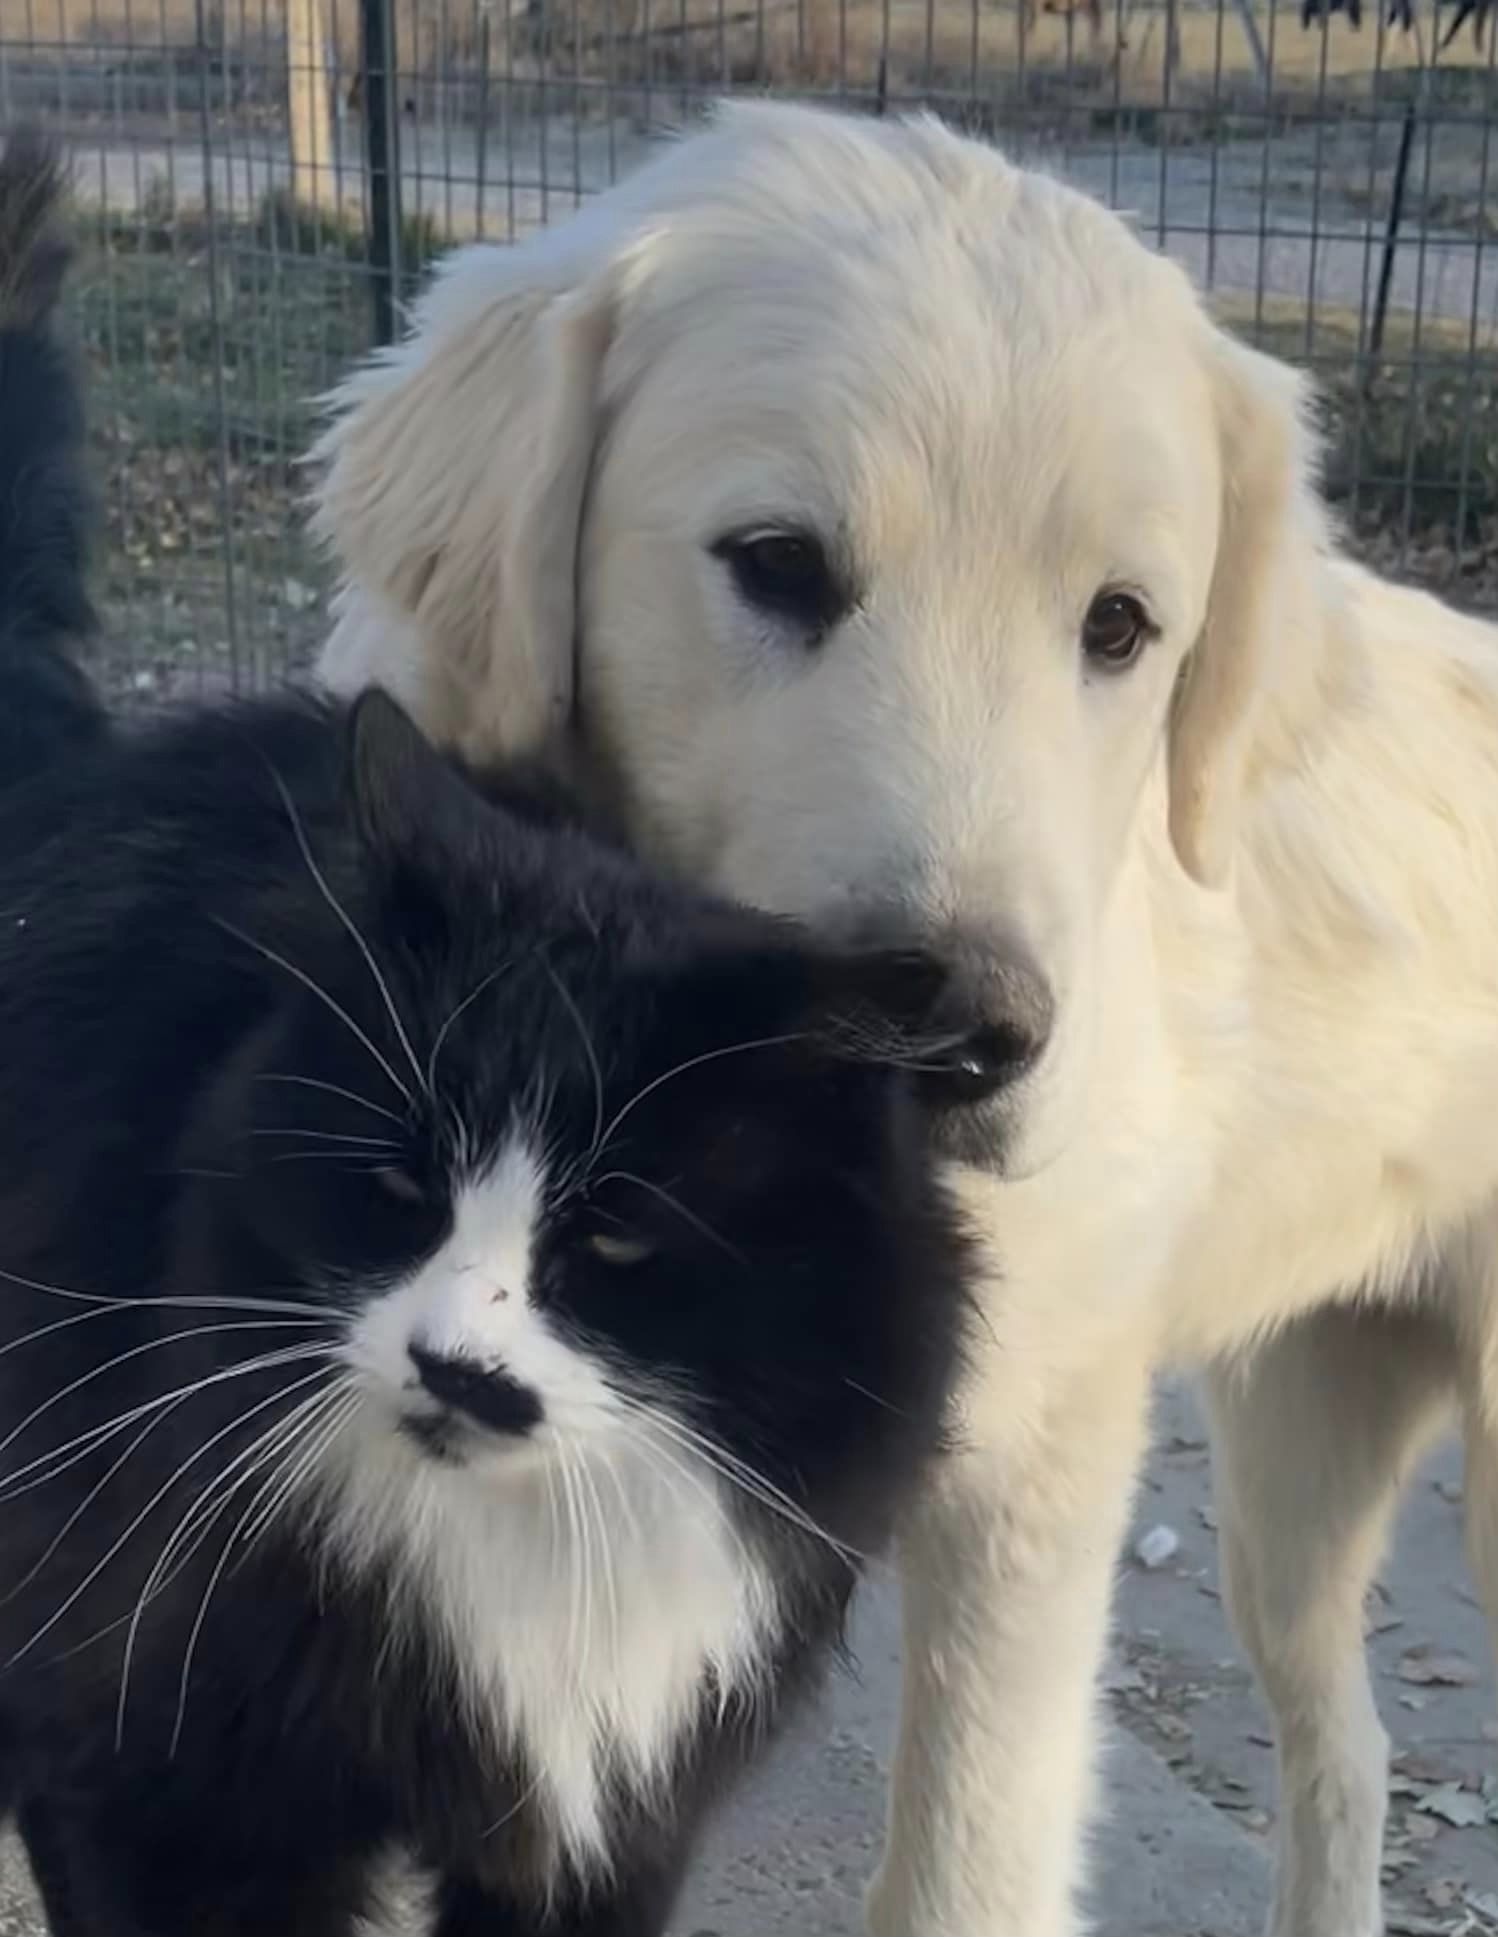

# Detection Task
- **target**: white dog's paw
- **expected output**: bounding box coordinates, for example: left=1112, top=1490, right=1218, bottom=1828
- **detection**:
left=1265, top=1871, right=1384, bottom=1937
left=864, top=1866, right=1079, bottom=1937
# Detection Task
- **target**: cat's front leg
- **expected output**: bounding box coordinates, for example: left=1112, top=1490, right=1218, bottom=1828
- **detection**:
left=17, top=1790, right=375, bottom=1937
left=17, top=1798, right=107, bottom=1937
left=434, top=1843, right=688, bottom=1937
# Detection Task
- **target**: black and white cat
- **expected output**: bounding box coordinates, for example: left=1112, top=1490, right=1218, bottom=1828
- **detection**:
left=0, top=136, right=972, bottom=1936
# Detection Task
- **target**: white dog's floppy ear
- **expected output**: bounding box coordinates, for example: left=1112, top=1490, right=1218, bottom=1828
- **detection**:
left=1167, top=327, right=1326, bottom=889
left=312, top=238, right=640, bottom=764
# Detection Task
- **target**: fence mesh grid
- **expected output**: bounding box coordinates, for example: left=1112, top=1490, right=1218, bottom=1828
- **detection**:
left=1, top=0, right=1493, bottom=696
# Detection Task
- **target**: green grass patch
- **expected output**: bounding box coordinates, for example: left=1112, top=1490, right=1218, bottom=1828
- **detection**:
left=67, top=205, right=1497, bottom=697
left=1221, top=296, right=1498, bottom=556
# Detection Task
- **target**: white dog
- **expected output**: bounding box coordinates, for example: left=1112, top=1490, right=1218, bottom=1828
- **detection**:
left=311, top=100, right=1498, bottom=1937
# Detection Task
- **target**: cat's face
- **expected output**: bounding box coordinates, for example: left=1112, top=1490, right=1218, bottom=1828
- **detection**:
left=184, top=694, right=969, bottom=1560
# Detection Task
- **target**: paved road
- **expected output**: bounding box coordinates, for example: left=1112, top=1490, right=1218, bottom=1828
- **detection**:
left=4, top=1378, right=1491, bottom=1937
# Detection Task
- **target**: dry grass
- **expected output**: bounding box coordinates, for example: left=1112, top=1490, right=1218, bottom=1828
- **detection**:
left=1219, top=291, right=1498, bottom=598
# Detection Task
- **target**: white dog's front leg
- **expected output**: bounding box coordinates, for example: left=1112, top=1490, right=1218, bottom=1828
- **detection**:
left=866, top=1340, right=1154, bottom=1937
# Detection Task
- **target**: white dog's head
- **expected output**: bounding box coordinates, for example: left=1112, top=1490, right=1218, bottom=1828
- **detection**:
left=313, top=101, right=1327, bottom=1175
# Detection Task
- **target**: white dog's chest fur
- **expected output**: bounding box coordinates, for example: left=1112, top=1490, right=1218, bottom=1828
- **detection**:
left=314, top=1422, right=777, bottom=1877
left=985, top=682, right=1498, bottom=1380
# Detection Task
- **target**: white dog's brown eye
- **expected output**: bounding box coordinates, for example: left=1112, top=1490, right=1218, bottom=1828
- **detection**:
left=374, top=1165, right=426, bottom=1207
left=585, top=1231, right=655, bottom=1267
left=1082, top=592, right=1153, bottom=671
left=711, top=528, right=847, bottom=643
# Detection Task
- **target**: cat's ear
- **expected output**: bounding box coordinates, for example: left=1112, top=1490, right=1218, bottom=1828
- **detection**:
left=346, top=686, right=484, bottom=872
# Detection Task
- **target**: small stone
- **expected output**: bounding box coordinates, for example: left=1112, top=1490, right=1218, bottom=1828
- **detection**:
left=1134, top=1524, right=1180, bottom=1569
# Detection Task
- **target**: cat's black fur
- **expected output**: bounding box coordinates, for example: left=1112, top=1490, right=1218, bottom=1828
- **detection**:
left=0, top=137, right=971, bottom=1935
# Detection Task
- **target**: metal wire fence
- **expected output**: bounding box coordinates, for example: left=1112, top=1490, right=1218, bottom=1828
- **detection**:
left=1, top=0, right=1494, bottom=696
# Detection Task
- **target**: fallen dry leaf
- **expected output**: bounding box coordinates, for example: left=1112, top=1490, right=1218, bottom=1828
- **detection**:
left=1397, top=1650, right=1481, bottom=1688
left=1415, top=1784, right=1490, bottom=1830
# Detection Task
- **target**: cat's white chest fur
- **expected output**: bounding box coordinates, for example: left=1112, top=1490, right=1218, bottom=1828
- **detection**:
left=316, top=1142, right=779, bottom=1876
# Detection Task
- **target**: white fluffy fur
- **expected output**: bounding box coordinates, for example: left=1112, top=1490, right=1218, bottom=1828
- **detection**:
left=323, top=1141, right=776, bottom=1881
left=311, top=102, right=1498, bottom=1937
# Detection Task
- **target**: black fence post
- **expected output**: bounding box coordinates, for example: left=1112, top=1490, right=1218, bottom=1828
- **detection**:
left=1369, top=92, right=1418, bottom=369
left=361, top=0, right=402, bottom=346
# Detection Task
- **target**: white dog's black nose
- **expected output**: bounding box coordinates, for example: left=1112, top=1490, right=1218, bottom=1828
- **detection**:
left=928, top=1019, right=1045, bottom=1106
left=918, top=951, right=1054, bottom=1112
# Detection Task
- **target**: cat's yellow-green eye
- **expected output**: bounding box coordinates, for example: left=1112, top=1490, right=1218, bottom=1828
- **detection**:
left=585, top=1231, right=655, bottom=1267
left=374, top=1165, right=426, bottom=1207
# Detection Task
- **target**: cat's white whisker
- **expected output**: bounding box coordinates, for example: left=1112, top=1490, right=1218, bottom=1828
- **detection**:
left=592, top=1426, right=650, bottom=1557
left=130, top=1383, right=333, bottom=1628
left=0, top=1400, right=193, bottom=1506
left=590, top=1033, right=809, bottom=1173
left=479, top=1771, right=545, bottom=1841
left=232, top=1382, right=359, bottom=1558
left=41, top=1387, right=329, bottom=1678
left=604, top=1416, right=760, bottom=1591
left=168, top=1383, right=356, bottom=1757
left=265, top=1152, right=405, bottom=1171
left=0, top=1260, right=331, bottom=1320
left=577, top=1446, right=622, bottom=1674
left=254, top=1072, right=408, bottom=1127
left=587, top=1171, right=747, bottom=1267
left=578, top=1445, right=615, bottom=1690
left=616, top=1399, right=865, bottom=1567
left=427, top=956, right=517, bottom=1097
left=111, top=1369, right=341, bottom=1743
left=539, top=959, right=605, bottom=1161
left=135, top=1385, right=335, bottom=1621
left=261, top=761, right=430, bottom=1103
left=249, top=1128, right=402, bottom=1149
left=0, top=1303, right=333, bottom=1368
left=0, top=1391, right=203, bottom=1611
left=0, top=1320, right=341, bottom=1468
left=5, top=1355, right=335, bottom=1675
left=211, top=918, right=414, bottom=1111
left=0, top=1337, right=336, bottom=1506
left=110, top=1409, right=326, bottom=1751
left=557, top=1440, right=588, bottom=1696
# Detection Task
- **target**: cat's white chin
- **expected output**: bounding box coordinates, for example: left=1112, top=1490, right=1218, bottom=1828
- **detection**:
left=290, top=1140, right=784, bottom=1881
left=304, top=1381, right=780, bottom=1887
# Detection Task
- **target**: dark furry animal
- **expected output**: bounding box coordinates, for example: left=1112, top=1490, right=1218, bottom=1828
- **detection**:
left=0, top=135, right=971, bottom=1937
left=0, top=132, right=103, bottom=785
left=1299, top=0, right=1490, bottom=50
